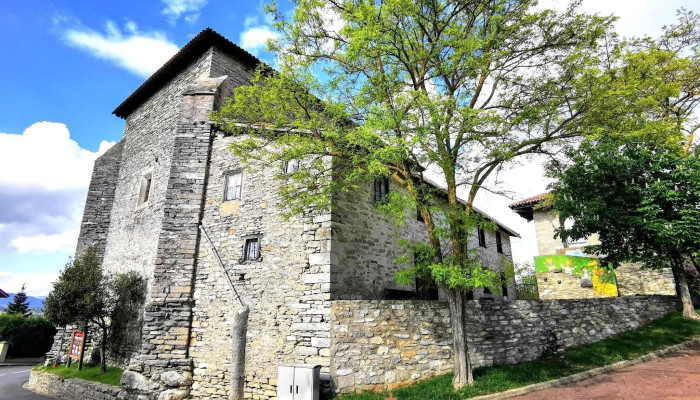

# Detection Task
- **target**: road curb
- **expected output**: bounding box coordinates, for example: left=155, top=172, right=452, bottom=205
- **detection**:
left=470, top=337, right=700, bottom=400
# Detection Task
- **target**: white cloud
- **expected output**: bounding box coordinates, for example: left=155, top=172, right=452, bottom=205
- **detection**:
left=0, top=271, right=59, bottom=297
left=63, top=21, right=179, bottom=78
left=10, top=230, right=80, bottom=254
left=0, top=122, right=113, bottom=191
left=162, top=0, right=209, bottom=24
left=240, top=26, right=279, bottom=53
left=537, top=0, right=697, bottom=39
left=0, top=122, right=113, bottom=254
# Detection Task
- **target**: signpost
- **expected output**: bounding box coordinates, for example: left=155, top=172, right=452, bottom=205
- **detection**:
left=66, top=331, right=85, bottom=369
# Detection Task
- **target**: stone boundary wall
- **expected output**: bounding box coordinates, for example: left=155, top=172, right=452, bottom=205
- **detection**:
left=25, top=370, right=125, bottom=400
left=616, top=263, right=676, bottom=296
left=330, top=296, right=677, bottom=393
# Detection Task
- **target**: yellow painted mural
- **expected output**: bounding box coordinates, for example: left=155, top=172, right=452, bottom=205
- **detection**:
left=590, top=261, right=618, bottom=297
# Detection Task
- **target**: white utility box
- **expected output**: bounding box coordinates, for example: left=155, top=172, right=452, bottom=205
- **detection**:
left=277, top=364, right=321, bottom=400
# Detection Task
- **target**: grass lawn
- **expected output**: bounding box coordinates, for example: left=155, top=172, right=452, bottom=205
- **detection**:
left=336, top=311, right=700, bottom=400
left=33, top=363, right=123, bottom=386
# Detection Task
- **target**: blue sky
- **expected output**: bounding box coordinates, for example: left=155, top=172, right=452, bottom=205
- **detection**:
left=0, top=0, right=287, bottom=295
left=0, top=0, right=696, bottom=295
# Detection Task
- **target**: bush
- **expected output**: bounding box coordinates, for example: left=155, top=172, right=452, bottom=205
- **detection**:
left=0, top=313, right=56, bottom=358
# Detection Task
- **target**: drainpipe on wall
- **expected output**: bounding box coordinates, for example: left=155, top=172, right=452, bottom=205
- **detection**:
left=199, top=224, right=249, bottom=400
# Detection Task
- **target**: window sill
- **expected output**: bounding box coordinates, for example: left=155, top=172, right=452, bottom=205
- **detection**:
left=238, top=257, right=263, bottom=264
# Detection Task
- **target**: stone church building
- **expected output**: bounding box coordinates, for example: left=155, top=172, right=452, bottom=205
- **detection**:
left=46, top=28, right=518, bottom=399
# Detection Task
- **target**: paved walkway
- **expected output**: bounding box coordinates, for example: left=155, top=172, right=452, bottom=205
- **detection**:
left=514, top=342, right=700, bottom=400
left=0, top=366, right=54, bottom=400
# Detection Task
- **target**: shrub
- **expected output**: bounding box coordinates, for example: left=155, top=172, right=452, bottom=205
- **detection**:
left=0, top=313, right=57, bottom=358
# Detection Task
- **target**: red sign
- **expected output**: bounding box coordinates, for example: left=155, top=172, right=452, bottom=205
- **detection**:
left=70, top=331, right=84, bottom=359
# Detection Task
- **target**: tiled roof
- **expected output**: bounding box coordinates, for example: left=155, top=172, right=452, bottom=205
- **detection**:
left=508, top=193, right=548, bottom=209
left=113, top=28, right=262, bottom=119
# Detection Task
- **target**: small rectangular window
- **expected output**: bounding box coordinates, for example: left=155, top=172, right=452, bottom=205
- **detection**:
left=417, top=206, right=424, bottom=222
left=282, top=159, right=299, bottom=174
left=225, top=171, right=243, bottom=201
left=478, top=229, right=486, bottom=248
left=374, top=177, right=390, bottom=202
left=242, top=237, right=260, bottom=262
left=138, top=173, right=152, bottom=205
left=496, top=231, right=503, bottom=254
left=501, top=272, right=509, bottom=299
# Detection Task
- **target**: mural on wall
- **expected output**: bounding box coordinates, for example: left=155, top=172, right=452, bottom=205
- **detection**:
left=534, top=255, right=618, bottom=297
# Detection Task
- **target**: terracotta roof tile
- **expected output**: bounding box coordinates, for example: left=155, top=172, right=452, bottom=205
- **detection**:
left=508, top=192, right=548, bottom=209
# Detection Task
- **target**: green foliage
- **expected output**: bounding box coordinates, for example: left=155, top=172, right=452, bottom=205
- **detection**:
left=0, top=313, right=56, bottom=358
left=44, top=248, right=103, bottom=327
left=213, top=0, right=615, bottom=294
left=43, top=248, right=146, bottom=373
left=516, top=275, right=539, bottom=300
left=552, top=139, right=700, bottom=270
left=34, top=363, right=123, bottom=387
left=6, top=284, right=31, bottom=316
left=336, top=311, right=700, bottom=399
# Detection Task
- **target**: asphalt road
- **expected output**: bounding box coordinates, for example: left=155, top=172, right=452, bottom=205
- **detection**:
left=0, top=366, right=54, bottom=400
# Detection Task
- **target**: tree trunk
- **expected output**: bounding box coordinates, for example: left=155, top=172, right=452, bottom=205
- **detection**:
left=673, top=264, right=700, bottom=320
left=447, top=289, right=474, bottom=389
left=100, top=325, right=108, bottom=373
left=78, top=321, right=88, bottom=371
left=230, top=305, right=250, bottom=400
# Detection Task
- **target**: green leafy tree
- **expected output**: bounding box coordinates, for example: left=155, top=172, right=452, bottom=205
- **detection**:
left=6, top=284, right=31, bottom=317
left=550, top=10, right=700, bottom=320
left=214, top=0, right=614, bottom=388
left=44, top=248, right=146, bottom=373
left=552, top=140, right=700, bottom=320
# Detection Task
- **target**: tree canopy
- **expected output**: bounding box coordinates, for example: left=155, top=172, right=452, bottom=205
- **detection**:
left=214, top=0, right=618, bottom=388
left=550, top=10, right=700, bottom=319
left=44, top=248, right=145, bottom=372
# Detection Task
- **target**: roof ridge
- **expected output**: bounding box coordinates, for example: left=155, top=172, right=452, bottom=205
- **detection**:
left=113, top=28, right=262, bottom=119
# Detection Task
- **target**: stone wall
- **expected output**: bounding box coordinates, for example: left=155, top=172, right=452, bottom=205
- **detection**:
left=330, top=296, right=677, bottom=393
left=187, top=133, right=333, bottom=399
left=25, top=370, right=124, bottom=400
left=100, top=47, right=215, bottom=283
left=536, top=272, right=606, bottom=300
left=332, top=180, right=515, bottom=301
left=75, top=141, right=124, bottom=262
left=616, top=263, right=676, bottom=296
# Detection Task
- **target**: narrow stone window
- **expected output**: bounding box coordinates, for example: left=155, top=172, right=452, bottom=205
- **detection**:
left=138, top=173, right=152, bottom=205
left=282, top=159, right=299, bottom=174
left=224, top=171, right=243, bottom=201
left=241, top=237, right=261, bottom=262
left=478, top=228, right=486, bottom=248
left=373, top=177, right=390, bottom=202
left=500, top=271, right=509, bottom=299
left=496, top=231, right=503, bottom=254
